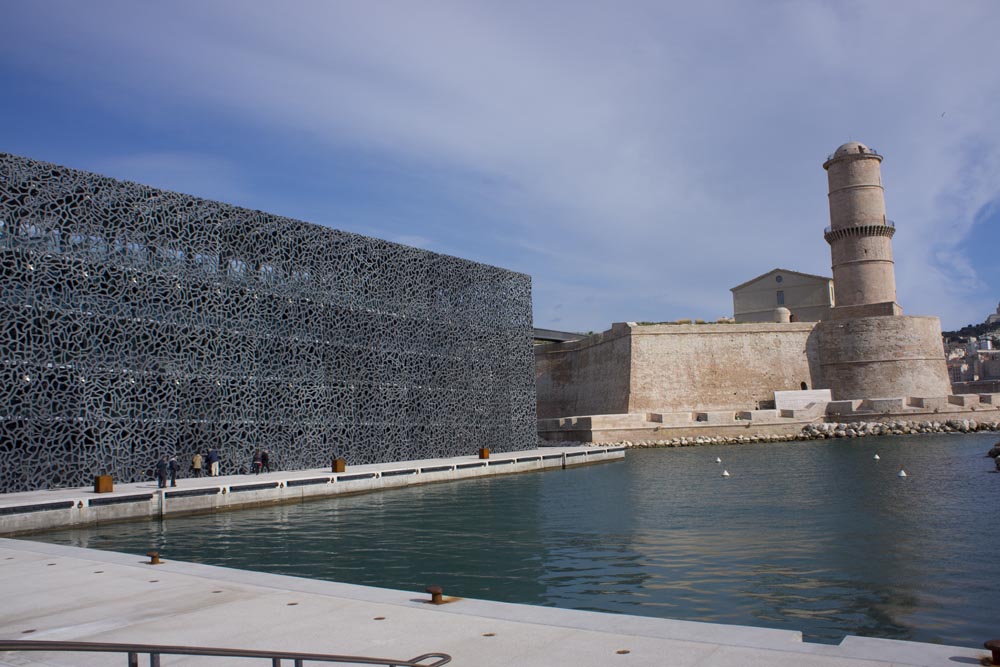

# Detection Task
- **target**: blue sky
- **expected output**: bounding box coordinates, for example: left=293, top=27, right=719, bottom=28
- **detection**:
left=1, top=1, right=998, bottom=332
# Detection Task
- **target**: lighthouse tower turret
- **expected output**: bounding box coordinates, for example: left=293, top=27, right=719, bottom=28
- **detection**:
left=822, top=142, right=902, bottom=319
left=816, top=141, right=951, bottom=400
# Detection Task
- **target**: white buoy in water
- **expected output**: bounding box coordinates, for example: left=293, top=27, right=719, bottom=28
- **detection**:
left=873, top=454, right=880, bottom=460
left=898, top=469, right=907, bottom=478
left=722, top=469, right=730, bottom=477
left=715, top=457, right=722, bottom=463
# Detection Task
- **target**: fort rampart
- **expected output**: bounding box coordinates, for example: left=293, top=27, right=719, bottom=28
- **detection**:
left=536, top=322, right=821, bottom=419
left=816, top=315, right=952, bottom=399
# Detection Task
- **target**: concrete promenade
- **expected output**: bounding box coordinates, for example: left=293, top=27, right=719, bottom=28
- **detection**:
left=0, top=539, right=988, bottom=667
left=0, top=446, right=623, bottom=535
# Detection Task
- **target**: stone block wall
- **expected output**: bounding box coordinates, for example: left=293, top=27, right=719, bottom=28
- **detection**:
left=628, top=322, right=821, bottom=412
left=535, top=322, right=822, bottom=418
left=816, top=315, right=952, bottom=400
left=535, top=324, right=631, bottom=419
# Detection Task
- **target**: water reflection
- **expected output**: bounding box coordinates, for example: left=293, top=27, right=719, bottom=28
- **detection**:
left=30, top=433, right=1000, bottom=646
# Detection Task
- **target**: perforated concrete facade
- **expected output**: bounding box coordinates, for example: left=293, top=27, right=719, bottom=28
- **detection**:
left=0, top=154, right=535, bottom=493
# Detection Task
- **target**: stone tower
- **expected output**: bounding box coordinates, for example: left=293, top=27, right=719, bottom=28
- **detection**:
left=816, top=142, right=952, bottom=400
left=822, top=142, right=901, bottom=319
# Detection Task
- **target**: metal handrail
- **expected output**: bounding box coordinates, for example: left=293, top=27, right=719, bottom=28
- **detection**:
left=0, top=639, right=451, bottom=667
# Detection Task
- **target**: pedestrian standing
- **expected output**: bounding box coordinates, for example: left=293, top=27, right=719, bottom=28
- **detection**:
left=168, top=455, right=180, bottom=487
left=191, top=452, right=203, bottom=477
left=260, top=450, right=270, bottom=473
left=154, top=455, right=168, bottom=489
left=207, top=448, right=221, bottom=476
left=252, top=450, right=262, bottom=475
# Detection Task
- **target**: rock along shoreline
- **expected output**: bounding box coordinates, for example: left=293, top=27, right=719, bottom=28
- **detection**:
left=591, top=419, right=1000, bottom=448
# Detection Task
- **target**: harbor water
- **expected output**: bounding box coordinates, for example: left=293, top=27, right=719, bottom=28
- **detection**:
left=30, top=432, right=1000, bottom=646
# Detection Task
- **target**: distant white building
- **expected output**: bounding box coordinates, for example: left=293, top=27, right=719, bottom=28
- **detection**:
left=730, top=268, right=834, bottom=323
left=987, top=302, right=1000, bottom=325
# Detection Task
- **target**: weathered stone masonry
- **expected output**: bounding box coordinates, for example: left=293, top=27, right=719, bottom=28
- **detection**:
left=536, top=321, right=821, bottom=419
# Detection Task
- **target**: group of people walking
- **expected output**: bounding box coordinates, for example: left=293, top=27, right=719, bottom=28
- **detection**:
left=154, top=448, right=272, bottom=487
left=251, top=449, right=271, bottom=474
left=153, top=455, right=180, bottom=488
left=190, top=449, right=221, bottom=477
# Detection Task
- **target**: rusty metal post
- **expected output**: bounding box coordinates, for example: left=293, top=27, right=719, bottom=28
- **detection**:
left=146, top=551, right=160, bottom=565
left=93, top=475, right=113, bottom=493
left=985, top=639, right=1000, bottom=665
left=426, top=585, right=444, bottom=605
left=478, top=448, right=490, bottom=460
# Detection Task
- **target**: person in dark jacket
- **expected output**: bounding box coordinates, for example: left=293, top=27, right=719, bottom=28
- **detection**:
left=207, top=448, right=220, bottom=476
left=168, top=455, right=180, bottom=487
left=260, top=450, right=271, bottom=473
left=154, top=456, right=168, bottom=489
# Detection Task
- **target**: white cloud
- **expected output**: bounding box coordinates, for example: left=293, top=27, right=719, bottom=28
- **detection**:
left=2, top=0, right=999, bottom=331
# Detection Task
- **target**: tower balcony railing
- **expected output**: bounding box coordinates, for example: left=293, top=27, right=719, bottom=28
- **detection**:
left=823, top=219, right=894, bottom=235
left=825, top=147, right=881, bottom=161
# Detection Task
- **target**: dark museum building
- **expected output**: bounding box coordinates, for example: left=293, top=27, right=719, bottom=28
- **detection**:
left=0, top=153, right=536, bottom=493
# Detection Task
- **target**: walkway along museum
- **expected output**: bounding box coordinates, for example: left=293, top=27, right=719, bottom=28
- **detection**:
left=0, top=153, right=536, bottom=493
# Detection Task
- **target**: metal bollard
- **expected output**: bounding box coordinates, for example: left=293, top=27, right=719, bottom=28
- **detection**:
left=425, top=585, right=444, bottom=605
left=985, top=639, right=1000, bottom=665
left=146, top=551, right=161, bottom=565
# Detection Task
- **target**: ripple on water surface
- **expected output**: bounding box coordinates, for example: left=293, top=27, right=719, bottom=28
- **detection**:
left=31, top=433, right=1000, bottom=646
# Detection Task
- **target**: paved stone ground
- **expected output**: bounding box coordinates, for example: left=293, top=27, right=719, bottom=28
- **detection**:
left=0, top=540, right=987, bottom=667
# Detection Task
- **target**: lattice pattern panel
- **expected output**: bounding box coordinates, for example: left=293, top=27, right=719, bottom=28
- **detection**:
left=0, top=153, right=535, bottom=493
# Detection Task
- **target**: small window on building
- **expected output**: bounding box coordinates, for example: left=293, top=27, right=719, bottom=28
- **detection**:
left=775, top=275, right=783, bottom=283
left=776, top=290, right=785, bottom=305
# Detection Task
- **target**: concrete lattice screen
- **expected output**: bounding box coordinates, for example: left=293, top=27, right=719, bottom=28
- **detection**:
left=0, top=154, right=536, bottom=493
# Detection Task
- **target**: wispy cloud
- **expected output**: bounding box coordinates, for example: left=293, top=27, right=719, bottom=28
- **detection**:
left=90, top=152, right=248, bottom=204
left=1, top=0, right=998, bottom=330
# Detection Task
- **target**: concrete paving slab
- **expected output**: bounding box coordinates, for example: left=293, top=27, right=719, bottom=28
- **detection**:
left=0, top=540, right=988, bottom=667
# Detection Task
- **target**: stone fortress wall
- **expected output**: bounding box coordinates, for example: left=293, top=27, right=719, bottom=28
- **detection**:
left=816, top=315, right=952, bottom=400
left=537, top=142, right=958, bottom=439
left=536, top=321, right=820, bottom=419
left=534, top=324, right=632, bottom=418
left=0, top=154, right=536, bottom=493
left=628, top=322, right=822, bottom=412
